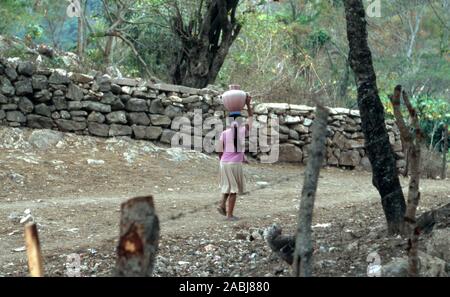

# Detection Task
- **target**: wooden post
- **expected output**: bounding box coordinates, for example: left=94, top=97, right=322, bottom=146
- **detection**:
left=24, top=223, right=44, bottom=277
left=293, top=105, right=329, bottom=277
left=116, top=196, right=160, bottom=277
left=442, top=125, right=448, bottom=179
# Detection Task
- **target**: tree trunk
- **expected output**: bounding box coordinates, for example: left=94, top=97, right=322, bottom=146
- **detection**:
left=293, top=105, right=329, bottom=277
left=170, top=0, right=241, bottom=88
left=343, top=0, right=406, bottom=234
left=116, top=196, right=160, bottom=277
left=442, top=125, right=448, bottom=179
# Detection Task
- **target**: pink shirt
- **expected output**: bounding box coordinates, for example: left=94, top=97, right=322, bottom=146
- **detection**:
left=219, top=124, right=247, bottom=163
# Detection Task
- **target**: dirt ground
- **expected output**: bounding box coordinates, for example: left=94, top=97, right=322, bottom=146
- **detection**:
left=0, top=127, right=449, bottom=277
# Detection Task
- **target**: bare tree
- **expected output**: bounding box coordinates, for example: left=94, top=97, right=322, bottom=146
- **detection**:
left=343, top=0, right=406, bottom=234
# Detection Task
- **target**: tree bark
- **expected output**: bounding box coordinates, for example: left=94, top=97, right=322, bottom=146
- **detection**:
left=442, top=125, right=448, bottom=179
left=170, top=0, right=241, bottom=88
left=293, top=105, right=329, bottom=277
left=343, top=0, right=406, bottom=234
left=116, top=196, right=160, bottom=277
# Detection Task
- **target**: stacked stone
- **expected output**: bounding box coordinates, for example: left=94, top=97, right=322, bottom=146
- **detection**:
left=0, top=58, right=404, bottom=169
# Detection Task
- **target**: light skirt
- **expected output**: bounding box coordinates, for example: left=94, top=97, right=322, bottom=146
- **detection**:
left=219, top=162, right=247, bottom=195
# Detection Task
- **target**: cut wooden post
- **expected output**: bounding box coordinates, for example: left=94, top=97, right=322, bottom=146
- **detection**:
left=116, top=195, right=160, bottom=277
left=442, top=125, right=448, bottom=180
left=293, top=104, right=329, bottom=277
left=24, top=223, right=44, bottom=277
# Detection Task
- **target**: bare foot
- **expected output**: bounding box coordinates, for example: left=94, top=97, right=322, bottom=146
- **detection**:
left=225, top=216, right=239, bottom=221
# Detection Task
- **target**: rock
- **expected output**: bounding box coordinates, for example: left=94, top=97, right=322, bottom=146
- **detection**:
left=128, top=112, right=150, bottom=126
left=27, top=114, right=54, bottom=129
left=288, top=129, right=300, bottom=140
left=49, top=71, right=70, bottom=85
left=6, top=111, right=26, bottom=123
left=293, top=124, right=309, bottom=134
left=1, top=103, right=17, bottom=110
left=18, top=97, right=34, bottom=113
left=426, top=229, right=450, bottom=261
left=56, top=119, right=87, bottom=131
left=303, top=118, right=313, bottom=126
left=0, top=77, right=15, bottom=96
left=332, top=132, right=347, bottom=150
left=60, top=110, right=71, bottom=119
left=14, top=79, right=33, bottom=96
left=111, top=78, right=140, bottom=86
left=0, top=93, right=7, bottom=104
left=32, top=75, right=48, bottom=90
left=68, top=101, right=82, bottom=110
left=17, top=62, right=34, bottom=76
left=126, top=98, right=147, bottom=112
left=278, top=143, right=303, bottom=162
left=34, top=89, right=52, bottom=102
left=66, top=83, right=84, bottom=101
left=383, top=252, right=447, bottom=277
left=160, top=129, right=176, bottom=144
left=87, top=111, right=105, bottom=123
left=133, top=90, right=156, bottom=99
left=69, top=73, right=94, bottom=83
left=34, top=103, right=52, bottom=117
left=52, top=97, right=68, bottom=110
left=70, top=111, right=88, bottom=117
left=88, top=122, right=109, bottom=137
left=183, top=95, right=201, bottom=104
left=87, top=159, right=105, bottom=165
left=360, top=156, right=372, bottom=171
left=4, top=66, right=18, bottom=81
left=111, top=84, right=122, bottom=94
left=164, top=105, right=183, bottom=119
left=132, top=126, right=163, bottom=140
left=339, top=150, right=361, bottom=167
left=106, top=111, right=127, bottom=124
left=284, top=115, right=302, bottom=124
left=82, top=101, right=111, bottom=113
left=0, top=110, right=5, bottom=120
left=101, top=93, right=125, bottom=110
left=149, top=99, right=165, bottom=114
left=29, top=129, right=63, bottom=150
left=109, top=124, right=132, bottom=136
left=150, top=114, right=172, bottom=127
left=9, top=173, right=25, bottom=184
left=254, top=104, right=268, bottom=114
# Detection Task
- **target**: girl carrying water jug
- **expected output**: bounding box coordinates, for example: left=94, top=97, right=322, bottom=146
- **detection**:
left=217, top=85, right=253, bottom=221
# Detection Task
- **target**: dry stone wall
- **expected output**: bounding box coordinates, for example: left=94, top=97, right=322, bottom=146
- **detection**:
left=0, top=59, right=405, bottom=169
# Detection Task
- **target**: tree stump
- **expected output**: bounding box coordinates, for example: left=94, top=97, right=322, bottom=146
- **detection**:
left=116, top=196, right=160, bottom=277
left=24, top=223, right=44, bottom=277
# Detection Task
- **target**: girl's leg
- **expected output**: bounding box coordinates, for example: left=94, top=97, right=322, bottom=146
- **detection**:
left=227, top=193, right=237, bottom=218
left=218, top=194, right=228, bottom=215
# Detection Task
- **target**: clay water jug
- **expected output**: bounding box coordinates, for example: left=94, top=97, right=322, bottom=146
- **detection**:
left=222, top=85, right=247, bottom=112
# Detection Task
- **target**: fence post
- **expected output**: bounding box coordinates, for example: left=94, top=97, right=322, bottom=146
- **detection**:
left=116, top=196, right=160, bottom=276
left=24, top=223, right=44, bottom=277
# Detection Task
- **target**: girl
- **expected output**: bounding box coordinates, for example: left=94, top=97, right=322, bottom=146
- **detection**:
left=217, top=94, right=253, bottom=221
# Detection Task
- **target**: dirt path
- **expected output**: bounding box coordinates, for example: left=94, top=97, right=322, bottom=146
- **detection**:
left=0, top=127, right=448, bottom=276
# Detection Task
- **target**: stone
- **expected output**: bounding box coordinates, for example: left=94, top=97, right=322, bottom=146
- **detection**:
left=60, top=110, right=71, bottom=119
left=360, top=156, right=372, bottom=171
left=49, top=71, right=70, bottom=85
left=160, top=129, right=176, bottom=144
left=52, top=97, right=68, bottom=110
left=150, top=114, right=172, bottom=127
left=396, top=159, right=407, bottom=168
left=0, top=93, right=7, bottom=104
left=14, top=79, right=33, bottom=96
left=128, top=112, right=150, bottom=126
left=88, top=122, right=109, bottom=137
left=339, top=150, right=361, bottom=167
left=182, top=95, right=201, bottom=104
left=289, top=129, right=300, bottom=140
left=6, top=111, right=26, bottom=123
left=284, top=115, right=302, bottom=124
left=293, top=124, right=309, bottom=134
left=17, top=62, right=34, bottom=76
left=426, top=229, right=450, bottom=261
left=56, top=119, right=87, bottom=131
left=133, top=90, right=156, bottom=99
left=279, top=125, right=290, bottom=134
left=69, top=73, right=94, bottom=83
left=328, top=155, right=339, bottom=166
left=382, top=252, right=447, bottom=277
left=164, top=105, right=183, bottom=119
left=101, top=93, right=125, bottom=110
left=52, top=112, right=60, bottom=119
left=34, top=103, right=52, bottom=117
left=254, top=104, right=268, bottom=114
left=289, top=104, right=315, bottom=113
left=109, top=124, right=132, bottom=137
left=68, top=101, right=83, bottom=110
left=34, top=89, right=52, bottom=103
left=4, top=66, right=18, bottom=81
left=32, top=75, right=48, bottom=90
left=70, top=111, right=88, bottom=117
left=126, top=98, right=147, bottom=112
left=132, top=125, right=163, bottom=140
left=266, top=103, right=289, bottom=114
left=0, top=110, right=5, bottom=120
left=27, top=114, right=54, bottom=129
left=18, top=97, right=34, bottom=114
left=82, top=101, right=111, bottom=113
left=333, top=132, right=347, bottom=150
left=303, top=118, right=313, bottom=126
left=106, top=111, right=127, bottom=124
left=66, top=83, right=84, bottom=101
left=111, top=78, right=140, bottom=86
left=152, top=83, right=199, bottom=95
left=28, top=130, right=63, bottom=150
left=87, top=111, right=105, bottom=123
left=1, top=104, right=16, bottom=111
left=278, top=143, right=303, bottom=162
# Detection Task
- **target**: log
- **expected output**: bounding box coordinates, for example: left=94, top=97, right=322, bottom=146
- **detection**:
left=116, top=196, right=160, bottom=277
left=24, top=223, right=44, bottom=277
